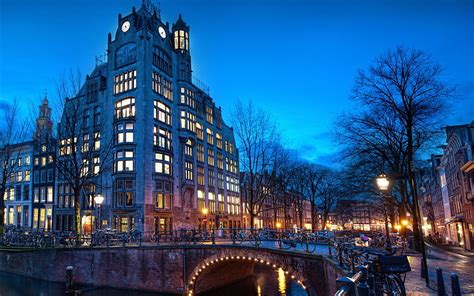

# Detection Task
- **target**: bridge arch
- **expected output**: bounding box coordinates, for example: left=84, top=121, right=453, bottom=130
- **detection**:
left=186, top=248, right=311, bottom=296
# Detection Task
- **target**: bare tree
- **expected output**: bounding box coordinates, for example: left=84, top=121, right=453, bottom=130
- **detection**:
left=317, top=170, right=342, bottom=230
left=348, top=46, right=455, bottom=248
left=232, top=100, right=278, bottom=230
left=52, top=70, right=113, bottom=236
left=0, top=99, right=28, bottom=235
left=305, top=164, right=326, bottom=231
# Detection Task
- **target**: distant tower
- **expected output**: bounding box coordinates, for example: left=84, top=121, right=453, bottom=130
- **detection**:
left=172, top=14, right=192, bottom=82
left=34, top=96, right=53, bottom=141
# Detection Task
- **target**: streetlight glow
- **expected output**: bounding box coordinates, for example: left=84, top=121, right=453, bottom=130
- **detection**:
left=376, top=173, right=390, bottom=191
left=276, top=222, right=282, bottom=229
left=401, top=219, right=409, bottom=226
left=94, top=194, right=104, bottom=205
left=202, top=208, right=208, bottom=215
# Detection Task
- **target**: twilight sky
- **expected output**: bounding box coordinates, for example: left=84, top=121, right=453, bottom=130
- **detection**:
left=1, top=0, right=473, bottom=166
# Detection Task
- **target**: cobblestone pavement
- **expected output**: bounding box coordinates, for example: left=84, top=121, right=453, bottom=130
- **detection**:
left=406, top=247, right=474, bottom=295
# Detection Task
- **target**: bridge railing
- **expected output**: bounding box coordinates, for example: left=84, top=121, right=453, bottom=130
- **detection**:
left=0, top=227, right=331, bottom=252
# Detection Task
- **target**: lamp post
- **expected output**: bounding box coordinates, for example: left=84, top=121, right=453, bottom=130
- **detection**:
left=376, top=172, right=430, bottom=286
left=376, top=173, right=391, bottom=238
left=94, top=194, right=104, bottom=230
left=202, top=208, right=208, bottom=232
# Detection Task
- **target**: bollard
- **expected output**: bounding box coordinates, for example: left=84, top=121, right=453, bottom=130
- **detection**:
left=356, top=265, right=369, bottom=296
left=436, top=267, right=446, bottom=296
left=232, top=229, right=236, bottom=245
left=420, top=259, right=427, bottom=279
left=65, top=266, right=74, bottom=295
left=211, top=228, right=215, bottom=245
left=451, top=273, right=461, bottom=296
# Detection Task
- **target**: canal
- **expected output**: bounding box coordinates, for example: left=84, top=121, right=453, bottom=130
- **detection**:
left=0, top=265, right=307, bottom=296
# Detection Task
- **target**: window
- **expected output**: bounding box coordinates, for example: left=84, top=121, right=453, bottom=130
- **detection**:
left=40, top=187, right=46, bottom=202
left=24, top=170, right=30, bottom=182
left=218, top=172, right=224, bottom=189
left=87, top=82, right=99, bottom=101
left=115, top=43, right=137, bottom=68
left=206, top=106, right=213, bottom=124
left=174, top=30, right=189, bottom=51
left=155, top=180, right=172, bottom=209
left=34, top=188, right=39, bottom=202
left=93, top=157, right=100, bottom=175
left=153, top=47, right=172, bottom=75
left=83, top=109, right=90, bottom=128
left=115, top=97, right=135, bottom=119
left=216, top=133, right=222, bottom=149
left=197, top=166, right=204, bottom=186
left=217, top=152, right=223, bottom=170
left=180, top=111, right=196, bottom=132
left=225, top=141, right=234, bottom=154
left=82, top=134, right=90, bottom=152
left=93, top=106, right=101, bottom=126
left=152, top=72, right=163, bottom=95
left=196, top=122, right=203, bottom=140
left=47, top=169, right=53, bottom=182
left=16, top=171, right=22, bottom=182
left=23, top=185, right=29, bottom=201
left=115, top=150, right=134, bottom=172
left=185, top=161, right=193, bottom=181
left=207, top=149, right=215, bottom=166
left=197, top=190, right=205, bottom=211
left=197, top=144, right=204, bottom=163
left=208, top=192, right=216, bottom=214
left=184, top=139, right=193, bottom=157
left=115, top=122, right=134, bottom=143
left=154, top=126, right=172, bottom=150
left=164, top=79, right=173, bottom=101
left=218, top=194, right=225, bottom=214
left=93, top=132, right=101, bottom=150
left=208, top=170, right=215, bottom=187
left=154, top=100, right=171, bottom=125
left=25, top=156, right=30, bottom=165
left=47, top=186, right=53, bottom=202
left=180, top=87, right=195, bottom=108
left=155, top=153, right=172, bottom=175
left=114, top=179, right=134, bottom=207
left=114, top=69, right=137, bottom=95
left=206, top=128, right=214, bottom=145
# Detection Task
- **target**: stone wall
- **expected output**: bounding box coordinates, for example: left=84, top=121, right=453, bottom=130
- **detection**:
left=0, top=245, right=347, bottom=296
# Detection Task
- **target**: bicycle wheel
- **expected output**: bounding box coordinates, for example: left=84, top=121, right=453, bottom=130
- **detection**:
left=386, top=275, right=406, bottom=296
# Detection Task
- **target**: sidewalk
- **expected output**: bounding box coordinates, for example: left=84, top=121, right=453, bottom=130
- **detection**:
left=427, top=243, right=474, bottom=258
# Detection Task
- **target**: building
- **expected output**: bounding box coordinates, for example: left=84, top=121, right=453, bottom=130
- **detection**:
left=336, top=198, right=386, bottom=232
left=442, top=123, right=474, bottom=250
left=53, top=3, right=240, bottom=234
left=1, top=98, right=55, bottom=229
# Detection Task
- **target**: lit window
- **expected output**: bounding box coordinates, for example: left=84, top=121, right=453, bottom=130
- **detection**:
left=115, top=150, right=134, bottom=172
left=180, top=111, right=196, bottom=132
left=196, top=122, right=203, bottom=140
left=184, top=139, right=193, bottom=157
left=115, top=97, right=135, bottom=119
left=115, top=122, right=134, bottom=143
left=206, top=106, right=213, bottom=124
left=197, top=144, right=204, bottom=163
left=114, top=69, right=137, bottom=95
left=174, top=30, right=189, bottom=51
left=154, top=126, right=172, bottom=150
left=185, top=161, right=193, bottom=181
left=216, top=133, right=222, bottom=149
left=207, top=148, right=214, bottom=166
left=155, top=153, right=172, bottom=175
left=155, top=180, right=172, bottom=209
left=152, top=72, right=163, bottom=95
left=206, top=128, right=214, bottom=145
left=154, top=100, right=171, bottom=125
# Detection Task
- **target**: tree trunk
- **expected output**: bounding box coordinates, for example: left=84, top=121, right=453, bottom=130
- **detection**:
left=311, top=204, right=317, bottom=231
left=74, top=187, right=82, bottom=236
left=322, top=212, right=328, bottom=231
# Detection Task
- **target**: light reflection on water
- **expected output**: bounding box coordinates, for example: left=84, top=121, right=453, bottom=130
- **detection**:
left=202, top=264, right=307, bottom=296
left=278, top=267, right=287, bottom=295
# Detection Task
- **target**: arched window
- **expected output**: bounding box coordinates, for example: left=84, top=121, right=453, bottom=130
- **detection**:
left=115, top=98, right=135, bottom=119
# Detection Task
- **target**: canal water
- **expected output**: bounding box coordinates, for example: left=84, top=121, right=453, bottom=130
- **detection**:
left=0, top=266, right=307, bottom=296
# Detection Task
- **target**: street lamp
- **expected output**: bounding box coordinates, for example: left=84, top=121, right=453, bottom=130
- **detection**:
left=401, top=219, right=409, bottom=227
left=202, top=208, right=208, bottom=232
left=276, top=222, right=282, bottom=230
left=94, top=194, right=104, bottom=230
left=376, top=173, right=390, bottom=191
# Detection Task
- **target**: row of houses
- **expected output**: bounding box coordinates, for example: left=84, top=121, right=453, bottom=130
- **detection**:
left=419, top=122, right=474, bottom=250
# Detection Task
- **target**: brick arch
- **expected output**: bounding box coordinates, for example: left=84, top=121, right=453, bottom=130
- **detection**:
left=185, top=248, right=311, bottom=296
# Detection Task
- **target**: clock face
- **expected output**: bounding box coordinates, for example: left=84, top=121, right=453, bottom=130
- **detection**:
left=121, top=21, right=130, bottom=33
left=158, top=26, right=167, bottom=38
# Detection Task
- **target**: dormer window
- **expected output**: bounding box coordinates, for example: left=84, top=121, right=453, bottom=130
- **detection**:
left=174, top=30, right=188, bottom=50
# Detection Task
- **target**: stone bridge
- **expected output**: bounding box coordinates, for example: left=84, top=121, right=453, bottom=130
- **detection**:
left=0, top=244, right=345, bottom=295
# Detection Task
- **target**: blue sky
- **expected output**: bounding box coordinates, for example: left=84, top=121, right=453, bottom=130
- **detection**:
left=1, top=0, right=473, bottom=166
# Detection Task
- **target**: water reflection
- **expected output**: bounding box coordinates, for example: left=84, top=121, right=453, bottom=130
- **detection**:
left=202, top=265, right=307, bottom=296
left=0, top=271, right=169, bottom=296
